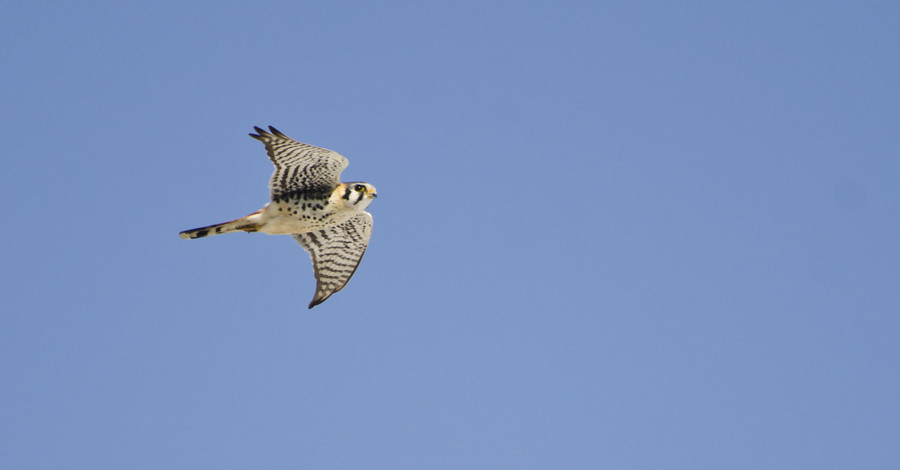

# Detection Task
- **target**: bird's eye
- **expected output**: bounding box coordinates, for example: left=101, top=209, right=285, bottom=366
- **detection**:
left=354, top=184, right=366, bottom=192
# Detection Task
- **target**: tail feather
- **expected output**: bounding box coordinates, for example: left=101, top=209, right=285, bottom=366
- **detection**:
left=179, top=211, right=262, bottom=239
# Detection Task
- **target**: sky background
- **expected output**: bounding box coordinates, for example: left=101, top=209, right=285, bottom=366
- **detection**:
left=2, top=1, right=899, bottom=468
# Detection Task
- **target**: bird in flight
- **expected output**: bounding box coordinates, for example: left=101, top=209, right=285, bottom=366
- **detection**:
left=180, top=126, right=377, bottom=308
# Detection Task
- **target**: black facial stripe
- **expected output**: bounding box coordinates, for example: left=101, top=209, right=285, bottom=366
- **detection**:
left=342, top=187, right=352, bottom=200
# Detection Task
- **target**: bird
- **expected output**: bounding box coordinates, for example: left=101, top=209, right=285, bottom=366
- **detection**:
left=179, top=126, right=377, bottom=308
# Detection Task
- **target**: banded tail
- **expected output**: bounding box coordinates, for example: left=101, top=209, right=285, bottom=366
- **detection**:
left=179, top=210, right=262, bottom=239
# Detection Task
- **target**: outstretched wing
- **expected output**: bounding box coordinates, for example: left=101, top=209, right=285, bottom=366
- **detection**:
left=292, top=212, right=373, bottom=308
left=249, top=126, right=349, bottom=200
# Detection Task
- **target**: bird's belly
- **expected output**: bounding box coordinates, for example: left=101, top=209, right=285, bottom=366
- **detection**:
left=258, top=215, right=316, bottom=234
left=257, top=202, right=352, bottom=235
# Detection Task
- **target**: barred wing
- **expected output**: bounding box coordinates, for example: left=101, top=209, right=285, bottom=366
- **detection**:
left=292, top=212, right=373, bottom=308
left=249, top=126, right=348, bottom=200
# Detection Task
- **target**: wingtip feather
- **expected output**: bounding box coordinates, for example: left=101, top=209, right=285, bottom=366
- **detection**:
left=250, top=125, right=288, bottom=141
left=308, top=292, right=331, bottom=309
left=249, top=125, right=267, bottom=140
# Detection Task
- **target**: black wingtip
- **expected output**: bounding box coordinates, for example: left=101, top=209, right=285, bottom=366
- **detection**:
left=308, top=293, right=330, bottom=309
left=249, top=125, right=267, bottom=140
left=250, top=125, right=288, bottom=141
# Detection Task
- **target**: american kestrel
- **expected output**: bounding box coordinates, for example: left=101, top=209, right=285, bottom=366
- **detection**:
left=179, top=126, right=377, bottom=308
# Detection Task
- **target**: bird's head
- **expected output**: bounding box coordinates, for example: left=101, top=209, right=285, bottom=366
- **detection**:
left=335, top=182, right=377, bottom=211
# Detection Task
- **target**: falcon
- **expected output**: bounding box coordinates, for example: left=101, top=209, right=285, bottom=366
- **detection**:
left=179, top=126, right=377, bottom=308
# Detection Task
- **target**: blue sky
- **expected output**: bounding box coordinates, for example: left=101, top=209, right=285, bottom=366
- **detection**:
left=2, top=1, right=899, bottom=468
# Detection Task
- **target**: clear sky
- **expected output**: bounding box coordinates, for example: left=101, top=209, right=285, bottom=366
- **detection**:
left=2, top=1, right=899, bottom=468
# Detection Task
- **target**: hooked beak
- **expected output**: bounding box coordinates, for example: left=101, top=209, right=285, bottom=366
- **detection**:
left=368, top=190, right=377, bottom=198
